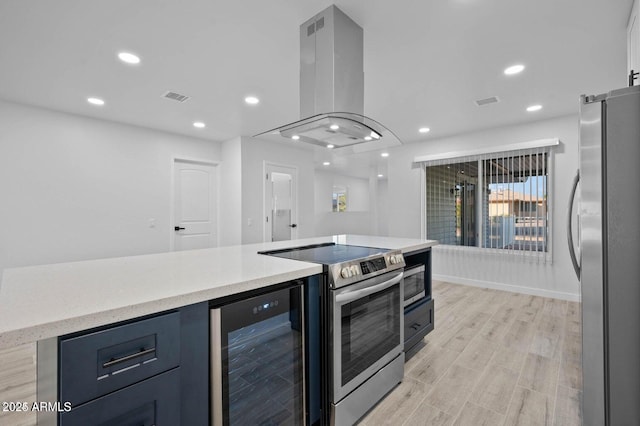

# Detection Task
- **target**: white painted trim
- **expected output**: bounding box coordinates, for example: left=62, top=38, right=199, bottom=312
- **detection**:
left=628, top=0, right=639, bottom=81
left=433, top=274, right=580, bottom=302
left=413, top=138, right=560, bottom=164
left=173, top=157, right=221, bottom=167
left=629, top=0, right=638, bottom=29
left=170, top=157, right=221, bottom=251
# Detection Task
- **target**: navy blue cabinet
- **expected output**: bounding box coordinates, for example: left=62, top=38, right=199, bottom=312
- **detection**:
left=404, top=298, right=434, bottom=351
left=59, top=311, right=181, bottom=406
left=403, top=248, right=434, bottom=354
left=55, top=302, right=208, bottom=425
left=59, top=368, right=180, bottom=426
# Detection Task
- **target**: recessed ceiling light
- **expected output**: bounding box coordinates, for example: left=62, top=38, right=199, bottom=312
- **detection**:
left=504, top=64, right=525, bottom=75
left=364, top=136, right=372, bottom=141
left=377, top=174, right=384, bottom=178
left=327, top=144, right=334, bottom=149
left=117, top=52, right=140, bottom=65
left=330, top=124, right=339, bottom=130
left=323, top=162, right=330, bottom=166
left=526, top=104, right=543, bottom=112
left=193, top=121, right=206, bottom=128
left=87, top=97, right=105, bottom=106
left=245, top=96, right=260, bottom=105
left=371, top=131, right=380, bottom=139
left=381, top=152, right=389, bottom=158
left=419, top=127, right=430, bottom=133
left=291, top=135, right=300, bottom=140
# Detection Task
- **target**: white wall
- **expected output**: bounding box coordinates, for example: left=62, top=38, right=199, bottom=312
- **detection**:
left=219, top=137, right=242, bottom=246
left=240, top=137, right=316, bottom=244
left=0, top=100, right=220, bottom=275
left=0, top=99, right=583, bottom=300
left=314, top=170, right=372, bottom=236
left=314, top=170, right=370, bottom=212
left=385, top=115, right=580, bottom=300
left=374, top=178, right=389, bottom=236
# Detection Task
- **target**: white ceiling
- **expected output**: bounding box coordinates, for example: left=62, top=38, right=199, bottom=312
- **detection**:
left=0, top=0, right=634, bottom=178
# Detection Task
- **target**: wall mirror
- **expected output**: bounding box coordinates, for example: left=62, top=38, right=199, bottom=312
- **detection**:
left=332, top=185, right=347, bottom=212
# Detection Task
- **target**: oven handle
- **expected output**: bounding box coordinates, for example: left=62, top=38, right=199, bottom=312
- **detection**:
left=404, top=264, right=425, bottom=277
left=335, top=272, right=404, bottom=304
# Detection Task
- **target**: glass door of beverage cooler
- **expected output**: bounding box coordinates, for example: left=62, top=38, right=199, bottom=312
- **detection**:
left=211, top=285, right=305, bottom=426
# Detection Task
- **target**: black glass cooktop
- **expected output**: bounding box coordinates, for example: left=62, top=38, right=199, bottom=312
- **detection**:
left=259, top=243, right=388, bottom=265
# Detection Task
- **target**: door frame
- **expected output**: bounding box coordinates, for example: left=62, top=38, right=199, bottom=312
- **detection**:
left=628, top=1, right=639, bottom=83
left=263, top=161, right=299, bottom=243
left=170, top=157, right=220, bottom=251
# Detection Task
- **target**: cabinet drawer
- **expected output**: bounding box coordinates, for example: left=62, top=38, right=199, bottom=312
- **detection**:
left=60, top=311, right=180, bottom=406
left=59, top=367, right=180, bottom=426
left=404, top=298, right=434, bottom=351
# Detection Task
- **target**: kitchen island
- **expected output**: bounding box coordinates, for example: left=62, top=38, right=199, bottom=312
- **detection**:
left=0, top=234, right=436, bottom=425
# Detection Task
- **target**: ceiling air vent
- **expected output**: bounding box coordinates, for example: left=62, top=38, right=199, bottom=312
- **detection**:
left=475, top=96, right=500, bottom=106
left=163, top=91, right=190, bottom=103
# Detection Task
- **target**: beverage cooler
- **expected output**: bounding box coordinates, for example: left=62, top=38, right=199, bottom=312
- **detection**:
left=210, top=277, right=321, bottom=426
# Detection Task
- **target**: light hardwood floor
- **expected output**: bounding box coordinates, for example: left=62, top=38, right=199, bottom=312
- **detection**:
left=0, top=343, right=37, bottom=426
left=360, top=281, right=582, bottom=426
left=0, top=281, right=581, bottom=426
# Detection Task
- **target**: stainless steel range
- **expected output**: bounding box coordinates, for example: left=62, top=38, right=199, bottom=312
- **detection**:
left=261, top=243, right=405, bottom=425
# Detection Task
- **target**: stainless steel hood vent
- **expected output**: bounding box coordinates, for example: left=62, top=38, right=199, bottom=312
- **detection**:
left=255, top=5, right=402, bottom=150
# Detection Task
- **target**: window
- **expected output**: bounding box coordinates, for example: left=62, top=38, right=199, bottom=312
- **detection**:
left=420, top=142, right=555, bottom=261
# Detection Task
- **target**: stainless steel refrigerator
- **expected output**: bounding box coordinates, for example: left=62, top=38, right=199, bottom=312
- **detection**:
left=568, top=85, right=640, bottom=425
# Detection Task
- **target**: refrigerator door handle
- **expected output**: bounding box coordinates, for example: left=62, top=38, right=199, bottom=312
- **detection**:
left=567, top=170, right=581, bottom=280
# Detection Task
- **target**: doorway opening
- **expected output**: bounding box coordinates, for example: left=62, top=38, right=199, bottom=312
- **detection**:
left=264, top=163, right=298, bottom=242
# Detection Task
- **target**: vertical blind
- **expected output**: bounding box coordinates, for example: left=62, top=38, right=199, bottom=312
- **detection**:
left=422, top=146, right=551, bottom=263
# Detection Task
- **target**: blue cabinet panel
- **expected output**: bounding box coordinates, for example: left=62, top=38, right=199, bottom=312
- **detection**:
left=59, top=368, right=180, bottom=426
left=57, top=302, right=209, bottom=425
left=404, top=298, right=434, bottom=352
left=60, top=312, right=181, bottom=406
left=178, top=302, right=209, bottom=425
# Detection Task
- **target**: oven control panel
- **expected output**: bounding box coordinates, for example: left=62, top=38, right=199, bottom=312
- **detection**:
left=330, top=250, right=405, bottom=288
left=360, top=257, right=385, bottom=274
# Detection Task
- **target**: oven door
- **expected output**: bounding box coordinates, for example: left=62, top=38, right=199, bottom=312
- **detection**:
left=403, top=264, right=426, bottom=307
left=331, top=271, right=403, bottom=403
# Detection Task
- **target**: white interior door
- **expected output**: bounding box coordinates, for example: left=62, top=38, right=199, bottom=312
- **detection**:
left=264, top=163, right=298, bottom=242
left=173, top=159, right=218, bottom=250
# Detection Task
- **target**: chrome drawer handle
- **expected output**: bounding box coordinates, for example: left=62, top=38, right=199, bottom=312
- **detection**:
left=102, top=347, right=156, bottom=368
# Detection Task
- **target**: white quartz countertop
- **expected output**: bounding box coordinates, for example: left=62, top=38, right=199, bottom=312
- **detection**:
left=0, top=235, right=436, bottom=349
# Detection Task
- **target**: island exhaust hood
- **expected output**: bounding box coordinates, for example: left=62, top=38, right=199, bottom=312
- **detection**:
left=255, top=5, right=402, bottom=150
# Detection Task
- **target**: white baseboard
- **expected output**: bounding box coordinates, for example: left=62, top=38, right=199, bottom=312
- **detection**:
left=433, top=274, right=580, bottom=302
